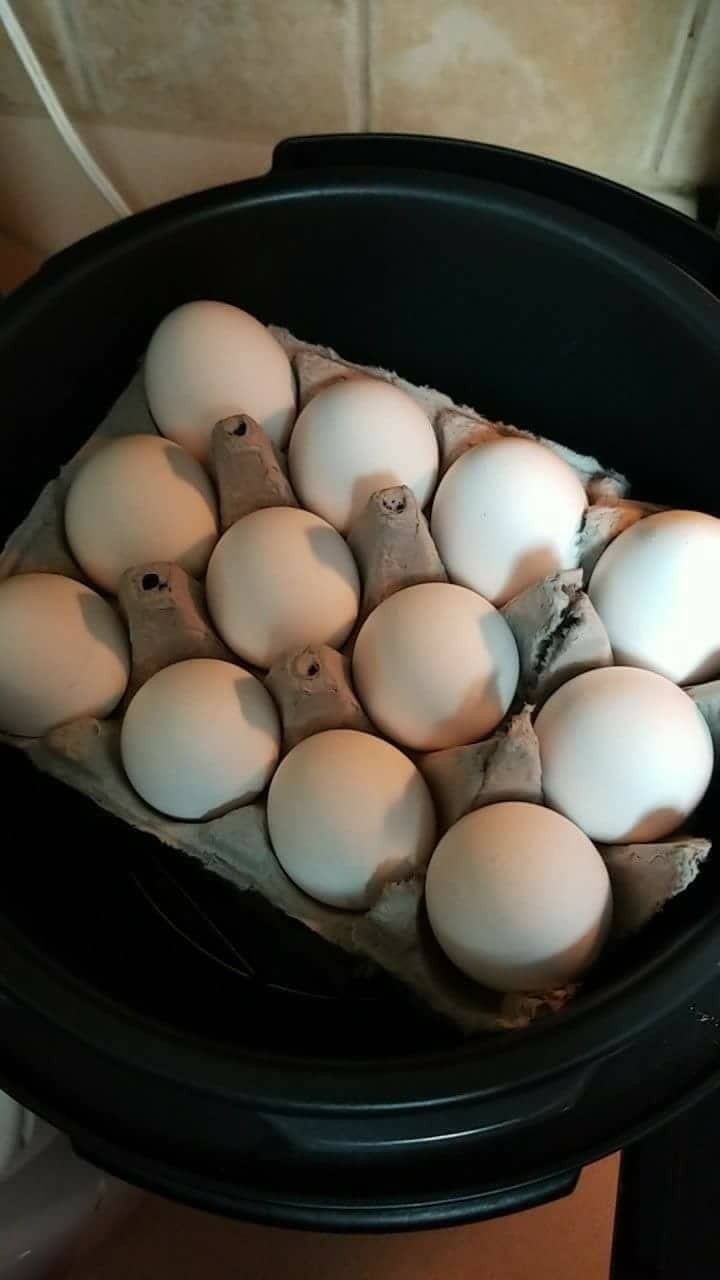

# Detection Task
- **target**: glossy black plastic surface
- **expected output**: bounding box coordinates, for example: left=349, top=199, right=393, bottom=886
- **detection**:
left=1, top=136, right=719, bottom=1228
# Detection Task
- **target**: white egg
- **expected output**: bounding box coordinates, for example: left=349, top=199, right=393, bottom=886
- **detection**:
left=288, top=377, right=439, bottom=533
left=144, top=301, right=296, bottom=460
left=0, top=573, right=129, bottom=736
left=205, top=506, right=360, bottom=668
left=535, top=666, right=713, bottom=843
left=431, top=437, right=587, bottom=605
left=65, top=435, right=219, bottom=594
left=121, top=658, right=280, bottom=819
left=352, top=582, right=519, bottom=751
left=267, top=729, right=436, bottom=909
left=425, top=802, right=612, bottom=992
left=589, top=509, right=720, bottom=685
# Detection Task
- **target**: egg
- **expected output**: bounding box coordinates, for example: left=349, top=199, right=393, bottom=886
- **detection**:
left=431, top=437, right=588, bottom=605
left=267, top=729, right=436, bottom=909
left=205, top=506, right=360, bottom=668
left=425, top=802, right=612, bottom=991
left=0, top=573, right=129, bottom=736
left=65, top=435, right=219, bottom=594
left=120, top=658, right=280, bottom=819
left=288, top=377, right=439, bottom=533
left=535, top=666, right=713, bottom=843
left=352, top=582, right=519, bottom=751
left=589, top=509, right=720, bottom=685
left=144, top=301, right=296, bottom=460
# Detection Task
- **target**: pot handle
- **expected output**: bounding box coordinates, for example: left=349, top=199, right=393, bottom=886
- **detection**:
left=69, top=1134, right=581, bottom=1227
left=272, top=134, right=720, bottom=294
left=265, top=1058, right=600, bottom=1159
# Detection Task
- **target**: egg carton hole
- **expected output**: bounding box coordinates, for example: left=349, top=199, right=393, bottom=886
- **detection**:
left=141, top=572, right=168, bottom=592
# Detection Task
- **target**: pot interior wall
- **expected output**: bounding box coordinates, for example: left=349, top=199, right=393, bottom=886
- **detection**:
left=1, top=171, right=720, bottom=1064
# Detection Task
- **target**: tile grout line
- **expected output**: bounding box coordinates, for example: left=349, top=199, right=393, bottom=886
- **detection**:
left=648, top=0, right=712, bottom=175
left=43, top=0, right=92, bottom=110
left=59, top=0, right=107, bottom=116
left=356, top=0, right=371, bottom=132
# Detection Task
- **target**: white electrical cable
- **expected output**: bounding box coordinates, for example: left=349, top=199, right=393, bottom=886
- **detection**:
left=0, top=0, right=132, bottom=218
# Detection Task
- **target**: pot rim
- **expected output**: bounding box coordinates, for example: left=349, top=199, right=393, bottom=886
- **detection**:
left=2, top=156, right=720, bottom=1115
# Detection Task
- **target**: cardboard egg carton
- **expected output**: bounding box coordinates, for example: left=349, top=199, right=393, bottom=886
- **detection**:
left=0, top=331, right=710, bottom=1033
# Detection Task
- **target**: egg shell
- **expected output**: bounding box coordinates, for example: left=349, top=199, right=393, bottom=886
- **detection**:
left=65, top=434, right=219, bottom=594
left=205, top=506, right=360, bottom=668
left=0, top=573, right=129, bottom=736
left=267, top=729, right=436, bottom=909
left=431, top=437, right=588, bottom=605
left=120, top=658, right=280, bottom=820
left=288, top=377, right=439, bottom=533
left=144, top=301, right=296, bottom=460
left=588, top=509, right=720, bottom=685
left=352, top=582, right=519, bottom=751
left=425, top=801, right=612, bottom=992
left=535, top=666, right=714, bottom=843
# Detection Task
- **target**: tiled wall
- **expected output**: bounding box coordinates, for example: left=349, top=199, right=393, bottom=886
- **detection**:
left=1, top=1, right=719, bottom=254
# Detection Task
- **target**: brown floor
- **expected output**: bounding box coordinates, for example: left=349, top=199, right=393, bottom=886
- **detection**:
left=63, top=1155, right=618, bottom=1280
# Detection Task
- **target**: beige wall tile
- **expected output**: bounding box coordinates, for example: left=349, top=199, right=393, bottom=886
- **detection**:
left=657, top=0, right=720, bottom=183
left=0, top=115, right=271, bottom=256
left=369, top=0, right=696, bottom=181
left=66, top=0, right=364, bottom=139
left=0, top=0, right=88, bottom=114
left=2, top=0, right=716, bottom=197
left=0, top=113, right=694, bottom=272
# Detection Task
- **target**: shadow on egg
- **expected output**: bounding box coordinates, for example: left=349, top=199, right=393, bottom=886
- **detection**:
left=689, top=645, right=720, bottom=686
left=77, top=589, right=129, bottom=669
left=305, top=522, right=362, bottom=589
left=620, top=804, right=687, bottom=845
left=421, top=606, right=518, bottom=749
left=366, top=777, right=436, bottom=908
left=231, top=671, right=278, bottom=736
left=504, top=542, right=571, bottom=609
left=187, top=671, right=281, bottom=820
left=350, top=471, right=403, bottom=530
left=444, top=912, right=611, bottom=993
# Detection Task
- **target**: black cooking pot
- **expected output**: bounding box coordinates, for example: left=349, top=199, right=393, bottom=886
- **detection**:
left=1, top=135, right=720, bottom=1232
